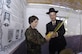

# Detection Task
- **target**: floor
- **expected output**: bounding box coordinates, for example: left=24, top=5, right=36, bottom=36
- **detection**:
left=13, top=41, right=27, bottom=54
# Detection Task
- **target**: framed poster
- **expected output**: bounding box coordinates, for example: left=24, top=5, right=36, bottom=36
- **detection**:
left=0, top=10, right=2, bottom=15
left=0, top=19, right=2, bottom=50
left=21, top=29, right=23, bottom=37
left=3, top=12, right=10, bottom=27
left=0, top=0, right=3, bottom=15
left=0, top=0, right=3, bottom=9
left=0, top=20, right=2, bottom=50
left=15, top=29, right=19, bottom=39
left=8, top=29, right=13, bottom=42
left=6, top=0, right=11, bottom=8
left=0, top=20, right=2, bottom=39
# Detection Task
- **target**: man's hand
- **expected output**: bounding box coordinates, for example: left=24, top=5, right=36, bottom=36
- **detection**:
left=51, top=32, right=58, bottom=38
left=46, top=31, right=58, bottom=41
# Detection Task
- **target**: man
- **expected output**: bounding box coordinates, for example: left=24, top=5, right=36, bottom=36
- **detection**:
left=46, top=8, right=67, bottom=54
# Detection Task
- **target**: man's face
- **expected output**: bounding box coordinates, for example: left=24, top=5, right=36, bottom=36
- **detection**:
left=49, top=12, right=56, bottom=21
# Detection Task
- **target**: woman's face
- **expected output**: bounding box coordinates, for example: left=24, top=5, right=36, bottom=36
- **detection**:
left=31, top=19, right=38, bottom=28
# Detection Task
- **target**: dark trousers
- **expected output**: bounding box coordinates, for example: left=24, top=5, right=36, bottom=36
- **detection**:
left=49, top=37, right=66, bottom=54
left=49, top=47, right=65, bottom=54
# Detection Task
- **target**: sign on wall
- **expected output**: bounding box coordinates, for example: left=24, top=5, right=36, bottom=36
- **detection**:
left=0, top=0, right=25, bottom=52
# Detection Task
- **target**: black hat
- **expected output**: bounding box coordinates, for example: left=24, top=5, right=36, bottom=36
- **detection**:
left=46, top=8, right=58, bottom=14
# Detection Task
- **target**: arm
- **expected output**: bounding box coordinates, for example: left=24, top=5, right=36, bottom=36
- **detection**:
left=46, top=24, right=56, bottom=38
left=25, top=29, right=46, bottom=45
left=57, top=23, right=65, bottom=37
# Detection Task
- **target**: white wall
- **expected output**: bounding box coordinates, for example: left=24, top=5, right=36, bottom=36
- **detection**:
left=25, top=4, right=81, bottom=37
left=0, top=0, right=27, bottom=53
left=24, top=7, right=50, bottom=37
left=80, top=15, right=82, bottom=35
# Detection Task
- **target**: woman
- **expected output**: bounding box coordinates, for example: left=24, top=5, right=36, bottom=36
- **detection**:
left=25, top=15, right=52, bottom=54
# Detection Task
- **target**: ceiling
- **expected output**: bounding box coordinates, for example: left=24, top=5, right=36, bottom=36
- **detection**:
left=26, top=0, right=82, bottom=10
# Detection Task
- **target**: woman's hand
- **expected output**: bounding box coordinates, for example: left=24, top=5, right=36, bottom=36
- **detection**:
left=45, top=32, right=58, bottom=41
left=45, top=32, right=53, bottom=41
left=45, top=36, right=50, bottom=41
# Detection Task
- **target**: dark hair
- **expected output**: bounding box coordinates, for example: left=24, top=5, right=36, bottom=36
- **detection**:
left=28, top=15, right=39, bottom=24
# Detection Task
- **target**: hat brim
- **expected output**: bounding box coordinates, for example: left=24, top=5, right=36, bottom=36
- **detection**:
left=46, top=11, right=58, bottom=14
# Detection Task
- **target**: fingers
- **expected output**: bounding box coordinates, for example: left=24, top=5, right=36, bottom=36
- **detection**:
left=45, top=36, right=50, bottom=41
left=46, top=32, right=54, bottom=38
left=51, top=32, right=58, bottom=38
left=46, top=32, right=58, bottom=40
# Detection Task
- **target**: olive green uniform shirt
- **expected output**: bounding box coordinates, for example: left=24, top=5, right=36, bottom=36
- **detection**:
left=25, top=26, right=46, bottom=54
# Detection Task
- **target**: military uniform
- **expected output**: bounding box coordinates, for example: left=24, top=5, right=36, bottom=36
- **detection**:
left=25, top=26, right=46, bottom=54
